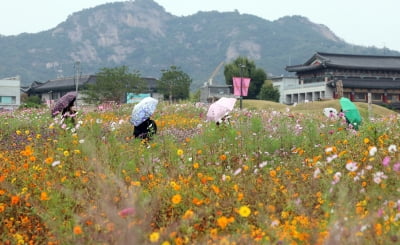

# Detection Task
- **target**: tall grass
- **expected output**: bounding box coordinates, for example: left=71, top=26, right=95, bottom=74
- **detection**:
left=0, top=102, right=399, bottom=244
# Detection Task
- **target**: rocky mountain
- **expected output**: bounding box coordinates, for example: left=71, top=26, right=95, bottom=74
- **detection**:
left=1, top=0, right=398, bottom=90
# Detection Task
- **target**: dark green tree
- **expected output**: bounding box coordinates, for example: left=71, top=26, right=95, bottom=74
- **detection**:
left=258, top=80, right=280, bottom=102
left=223, top=57, right=267, bottom=99
left=82, top=66, right=146, bottom=104
left=158, top=66, right=192, bottom=102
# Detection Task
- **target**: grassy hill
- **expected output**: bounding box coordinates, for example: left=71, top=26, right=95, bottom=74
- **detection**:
left=242, top=99, right=397, bottom=119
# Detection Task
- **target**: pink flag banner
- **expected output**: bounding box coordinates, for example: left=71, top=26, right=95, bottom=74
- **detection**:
left=232, top=77, right=251, bottom=96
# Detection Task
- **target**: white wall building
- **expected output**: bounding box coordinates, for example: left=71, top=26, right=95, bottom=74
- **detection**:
left=0, top=76, right=21, bottom=110
left=271, top=76, right=334, bottom=104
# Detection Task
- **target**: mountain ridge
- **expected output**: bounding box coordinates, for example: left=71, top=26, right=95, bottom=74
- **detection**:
left=0, top=0, right=398, bottom=90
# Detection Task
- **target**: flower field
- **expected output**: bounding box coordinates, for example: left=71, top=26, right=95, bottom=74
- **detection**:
left=0, top=102, right=399, bottom=245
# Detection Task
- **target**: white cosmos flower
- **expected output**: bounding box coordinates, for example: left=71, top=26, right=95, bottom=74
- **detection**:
left=327, top=154, right=338, bottom=163
left=369, top=146, right=377, bottom=156
left=259, top=161, right=268, bottom=168
left=346, top=162, right=358, bottom=172
left=313, top=168, right=321, bottom=178
left=233, top=168, right=242, bottom=176
left=388, top=144, right=397, bottom=153
left=271, top=219, right=280, bottom=227
left=373, top=171, right=387, bottom=184
left=51, top=160, right=61, bottom=167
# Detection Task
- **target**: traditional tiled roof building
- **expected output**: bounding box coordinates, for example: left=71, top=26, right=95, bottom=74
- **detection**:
left=24, top=75, right=159, bottom=104
left=286, top=52, right=400, bottom=108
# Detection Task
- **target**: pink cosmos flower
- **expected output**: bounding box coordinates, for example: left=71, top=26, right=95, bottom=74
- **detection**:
left=393, top=163, right=400, bottom=172
left=382, top=156, right=390, bottom=167
left=119, top=207, right=135, bottom=217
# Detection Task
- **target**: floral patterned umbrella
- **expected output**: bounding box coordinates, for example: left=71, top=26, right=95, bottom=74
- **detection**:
left=51, top=92, right=77, bottom=117
left=130, top=97, right=158, bottom=126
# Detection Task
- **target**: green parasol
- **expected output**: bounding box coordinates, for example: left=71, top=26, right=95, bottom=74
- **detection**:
left=339, top=97, right=362, bottom=129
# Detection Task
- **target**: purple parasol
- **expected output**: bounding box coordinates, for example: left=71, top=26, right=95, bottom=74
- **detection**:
left=51, top=92, right=77, bottom=117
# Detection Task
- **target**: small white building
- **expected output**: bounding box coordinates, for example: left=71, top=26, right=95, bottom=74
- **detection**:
left=0, top=76, right=21, bottom=110
left=200, top=84, right=236, bottom=103
left=271, top=76, right=334, bottom=104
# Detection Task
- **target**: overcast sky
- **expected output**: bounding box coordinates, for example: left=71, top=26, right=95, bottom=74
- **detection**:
left=1, top=0, right=399, bottom=51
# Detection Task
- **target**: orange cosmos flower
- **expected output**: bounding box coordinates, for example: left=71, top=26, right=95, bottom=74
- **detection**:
left=217, top=216, right=229, bottom=229
left=11, top=195, right=20, bottom=205
left=73, top=225, right=83, bottom=235
left=44, top=157, right=54, bottom=164
left=219, top=154, right=227, bottom=161
left=182, top=209, right=194, bottom=220
left=211, top=185, right=220, bottom=194
left=192, top=198, right=203, bottom=206
left=40, top=192, right=50, bottom=201
left=171, top=194, right=182, bottom=205
left=374, top=223, right=382, bottom=236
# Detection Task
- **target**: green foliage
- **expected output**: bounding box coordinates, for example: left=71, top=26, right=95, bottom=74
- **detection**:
left=258, top=80, right=280, bottom=102
left=82, top=66, right=146, bottom=104
left=190, top=89, right=201, bottom=102
left=158, top=66, right=192, bottom=102
left=19, top=95, right=43, bottom=108
left=223, top=57, right=267, bottom=99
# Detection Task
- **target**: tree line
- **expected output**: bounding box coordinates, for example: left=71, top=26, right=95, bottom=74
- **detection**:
left=82, top=57, right=279, bottom=104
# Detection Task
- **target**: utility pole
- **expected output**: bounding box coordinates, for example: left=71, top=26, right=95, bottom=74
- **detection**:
left=239, top=64, right=246, bottom=109
left=74, top=61, right=81, bottom=108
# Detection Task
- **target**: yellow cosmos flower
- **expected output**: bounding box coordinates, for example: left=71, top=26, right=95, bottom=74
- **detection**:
left=171, top=194, right=182, bottom=205
left=177, top=149, right=184, bottom=156
left=193, top=162, right=199, bottom=169
left=16, top=130, right=21, bottom=135
left=170, top=181, right=180, bottom=191
left=182, top=209, right=194, bottom=220
left=149, top=232, right=160, bottom=243
left=238, top=205, right=251, bottom=217
left=63, top=151, right=70, bottom=157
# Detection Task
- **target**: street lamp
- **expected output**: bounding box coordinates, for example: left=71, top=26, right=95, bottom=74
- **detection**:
left=239, top=64, right=246, bottom=109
